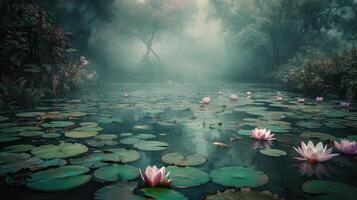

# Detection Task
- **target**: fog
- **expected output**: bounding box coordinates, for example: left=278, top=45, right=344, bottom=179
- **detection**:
left=88, top=0, right=233, bottom=82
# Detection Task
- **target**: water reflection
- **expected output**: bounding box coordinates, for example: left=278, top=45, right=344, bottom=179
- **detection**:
left=251, top=140, right=273, bottom=149
left=295, top=162, right=333, bottom=178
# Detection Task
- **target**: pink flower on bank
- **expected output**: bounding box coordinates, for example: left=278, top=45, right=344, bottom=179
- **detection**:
left=294, top=141, right=338, bottom=163
left=201, top=97, right=211, bottom=104
left=139, top=165, right=171, bottom=187
left=298, top=98, right=305, bottom=103
left=334, top=139, right=357, bottom=155
left=79, top=56, right=89, bottom=68
left=250, top=128, right=275, bottom=141
left=340, top=101, right=350, bottom=108
left=229, top=94, right=238, bottom=101
left=315, top=96, right=323, bottom=103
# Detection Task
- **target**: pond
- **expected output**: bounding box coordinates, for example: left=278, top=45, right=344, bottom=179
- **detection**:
left=0, top=83, right=356, bottom=200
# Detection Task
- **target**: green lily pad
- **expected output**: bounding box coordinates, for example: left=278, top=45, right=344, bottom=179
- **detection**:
left=70, top=153, right=121, bottom=168
left=87, top=134, right=118, bottom=147
left=302, top=180, right=357, bottom=200
left=74, top=126, right=103, bottom=132
left=210, top=166, right=268, bottom=188
left=4, top=144, right=34, bottom=153
left=80, top=122, right=99, bottom=127
left=135, top=134, right=156, bottom=139
left=15, top=112, right=45, bottom=118
left=134, top=141, right=169, bottom=151
left=0, top=126, right=41, bottom=133
left=205, top=189, right=282, bottom=200
left=0, top=116, right=9, bottom=122
left=98, top=117, right=123, bottom=124
left=94, top=164, right=139, bottom=182
left=41, top=133, right=61, bottom=138
left=296, top=121, right=321, bottom=129
left=42, top=121, right=75, bottom=128
left=320, top=111, right=349, bottom=118
left=167, top=166, right=209, bottom=187
left=26, top=166, right=91, bottom=191
left=300, top=132, right=336, bottom=141
left=94, top=182, right=146, bottom=200
left=141, top=188, right=187, bottom=200
left=31, top=143, right=88, bottom=159
left=161, top=153, right=206, bottom=166
left=120, top=137, right=145, bottom=145
left=259, top=148, right=287, bottom=157
left=17, top=131, right=45, bottom=137
left=106, top=148, right=141, bottom=163
left=0, top=135, right=20, bottom=143
left=65, top=131, right=98, bottom=138
left=120, top=133, right=134, bottom=137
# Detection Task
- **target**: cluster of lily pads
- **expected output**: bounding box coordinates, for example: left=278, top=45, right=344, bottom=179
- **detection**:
left=0, top=85, right=356, bottom=200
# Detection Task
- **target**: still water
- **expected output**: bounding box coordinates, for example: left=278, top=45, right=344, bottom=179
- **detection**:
left=0, top=83, right=356, bottom=200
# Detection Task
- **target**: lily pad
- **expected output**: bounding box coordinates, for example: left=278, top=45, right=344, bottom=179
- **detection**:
left=296, top=121, right=322, bottom=129
left=106, top=148, right=141, bottom=163
left=210, top=166, right=268, bottom=188
left=87, top=134, right=118, bottom=147
left=134, top=141, right=169, bottom=151
left=17, top=131, right=45, bottom=137
left=135, top=134, right=156, bottom=139
left=0, top=126, right=41, bottom=133
left=0, top=116, right=9, bottom=122
left=120, top=133, right=134, bottom=137
left=15, top=112, right=45, bottom=118
left=42, top=121, right=75, bottom=128
left=70, top=153, right=121, bottom=168
left=141, top=188, right=187, bottom=200
left=259, top=148, right=287, bottom=157
left=31, top=143, right=88, bottom=159
left=94, top=164, right=139, bottom=182
left=120, top=137, right=145, bottom=145
left=94, top=182, right=145, bottom=200
left=3, top=144, right=34, bottom=153
left=300, top=132, right=336, bottom=141
left=161, top=153, right=206, bottom=166
left=26, top=166, right=91, bottom=191
left=167, top=166, right=209, bottom=187
left=206, top=189, right=282, bottom=200
left=41, top=133, right=61, bottom=138
left=302, top=180, right=357, bottom=200
left=65, top=131, right=98, bottom=138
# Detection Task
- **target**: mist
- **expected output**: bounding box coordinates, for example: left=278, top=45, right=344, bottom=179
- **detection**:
left=87, top=0, right=233, bottom=82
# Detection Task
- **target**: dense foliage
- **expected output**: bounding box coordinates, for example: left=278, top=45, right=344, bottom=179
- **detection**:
left=209, top=0, right=357, bottom=97
left=0, top=0, right=96, bottom=109
left=279, top=48, right=357, bottom=98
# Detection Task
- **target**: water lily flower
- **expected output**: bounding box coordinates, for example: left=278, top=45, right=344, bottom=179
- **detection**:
left=250, top=128, right=275, bottom=141
left=315, top=96, right=323, bottom=102
left=246, top=91, right=251, bottom=95
left=218, top=91, right=223, bottom=96
left=276, top=96, right=283, bottom=101
left=139, top=165, right=171, bottom=187
left=201, top=97, right=211, bottom=104
left=298, top=98, right=305, bottom=103
left=340, top=101, right=350, bottom=108
left=294, top=141, right=338, bottom=163
left=124, top=93, right=129, bottom=98
left=229, top=94, right=238, bottom=101
left=334, top=139, right=357, bottom=155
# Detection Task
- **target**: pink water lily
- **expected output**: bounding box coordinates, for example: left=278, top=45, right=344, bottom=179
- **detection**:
left=294, top=141, right=339, bottom=163
left=298, top=98, right=305, bottom=103
left=246, top=91, right=251, bottom=95
left=139, top=165, right=171, bottom=187
left=276, top=96, right=283, bottom=101
left=229, top=94, right=238, bottom=101
left=201, top=97, right=211, bottom=104
left=334, top=139, right=357, bottom=155
left=340, top=101, right=350, bottom=107
left=250, top=128, right=275, bottom=141
left=315, top=96, right=323, bottom=102
left=79, top=56, right=89, bottom=68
